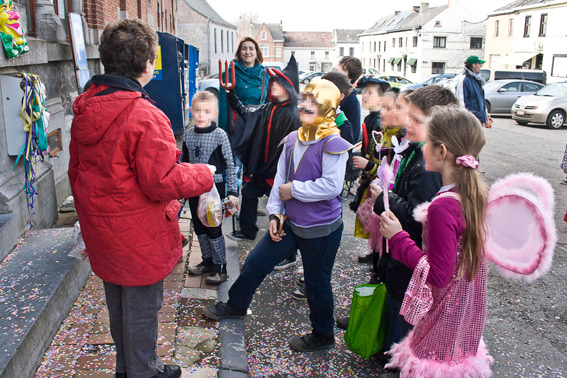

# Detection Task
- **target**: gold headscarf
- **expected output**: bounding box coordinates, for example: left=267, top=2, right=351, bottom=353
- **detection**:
left=297, top=79, right=341, bottom=142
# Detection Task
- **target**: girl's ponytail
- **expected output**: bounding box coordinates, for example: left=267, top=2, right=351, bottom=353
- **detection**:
left=427, top=106, right=488, bottom=281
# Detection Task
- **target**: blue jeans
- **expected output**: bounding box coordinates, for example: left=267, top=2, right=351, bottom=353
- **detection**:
left=228, top=222, right=343, bottom=336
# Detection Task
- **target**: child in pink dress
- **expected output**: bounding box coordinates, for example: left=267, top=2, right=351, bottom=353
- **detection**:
left=379, top=106, right=494, bottom=377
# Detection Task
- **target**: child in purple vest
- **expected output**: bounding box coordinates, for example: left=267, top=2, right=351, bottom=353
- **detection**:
left=203, top=79, right=352, bottom=352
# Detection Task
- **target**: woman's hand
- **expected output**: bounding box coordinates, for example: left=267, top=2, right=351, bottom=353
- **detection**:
left=380, top=211, right=403, bottom=240
left=369, top=183, right=383, bottom=201
left=352, top=156, right=369, bottom=170
left=279, top=183, right=293, bottom=201
left=269, top=219, right=286, bottom=242
left=227, top=195, right=239, bottom=209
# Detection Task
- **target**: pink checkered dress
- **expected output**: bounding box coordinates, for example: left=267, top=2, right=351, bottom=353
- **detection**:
left=387, top=196, right=494, bottom=377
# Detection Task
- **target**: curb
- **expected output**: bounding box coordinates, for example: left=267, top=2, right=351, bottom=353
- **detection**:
left=216, top=234, right=248, bottom=377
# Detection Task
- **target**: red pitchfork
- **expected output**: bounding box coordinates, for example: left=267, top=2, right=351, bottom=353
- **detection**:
left=219, top=60, right=236, bottom=90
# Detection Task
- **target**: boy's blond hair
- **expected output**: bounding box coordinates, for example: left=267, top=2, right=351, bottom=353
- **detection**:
left=191, top=91, right=218, bottom=108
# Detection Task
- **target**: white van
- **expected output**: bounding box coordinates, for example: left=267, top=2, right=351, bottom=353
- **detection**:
left=480, top=69, right=546, bottom=85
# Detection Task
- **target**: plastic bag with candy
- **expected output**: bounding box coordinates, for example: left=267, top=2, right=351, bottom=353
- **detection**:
left=197, top=185, right=223, bottom=227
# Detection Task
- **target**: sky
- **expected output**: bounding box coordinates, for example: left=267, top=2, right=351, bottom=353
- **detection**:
left=207, top=0, right=514, bottom=31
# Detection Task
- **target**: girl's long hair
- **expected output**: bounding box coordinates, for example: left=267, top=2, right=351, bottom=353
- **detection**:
left=427, top=106, right=488, bottom=281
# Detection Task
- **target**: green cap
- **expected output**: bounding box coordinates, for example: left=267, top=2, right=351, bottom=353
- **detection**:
left=465, top=55, right=485, bottom=65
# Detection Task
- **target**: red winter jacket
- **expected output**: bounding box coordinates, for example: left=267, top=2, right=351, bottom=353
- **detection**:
left=68, top=75, right=214, bottom=286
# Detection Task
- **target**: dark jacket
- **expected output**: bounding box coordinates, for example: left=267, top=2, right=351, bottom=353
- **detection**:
left=373, top=142, right=442, bottom=300
left=336, top=111, right=355, bottom=144
left=228, top=75, right=300, bottom=185
left=457, top=72, right=487, bottom=124
left=340, top=90, right=361, bottom=142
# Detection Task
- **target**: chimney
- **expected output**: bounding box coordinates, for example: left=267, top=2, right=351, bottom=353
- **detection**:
left=395, top=10, right=401, bottom=15
left=420, top=2, right=429, bottom=13
left=413, top=6, right=420, bottom=12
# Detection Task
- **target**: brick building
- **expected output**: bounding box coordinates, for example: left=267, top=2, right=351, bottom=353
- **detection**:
left=251, top=22, right=284, bottom=64
left=283, top=31, right=335, bottom=73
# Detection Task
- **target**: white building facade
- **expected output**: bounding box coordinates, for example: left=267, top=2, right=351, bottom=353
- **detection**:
left=333, top=29, right=363, bottom=61
left=485, top=0, right=567, bottom=82
left=359, top=2, right=486, bottom=83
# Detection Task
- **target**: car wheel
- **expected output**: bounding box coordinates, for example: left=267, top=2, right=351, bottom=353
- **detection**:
left=205, top=88, right=219, bottom=98
left=546, top=110, right=565, bottom=129
left=303, top=78, right=310, bottom=84
left=515, top=120, right=529, bottom=126
left=485, top=101, right=491, bottom=113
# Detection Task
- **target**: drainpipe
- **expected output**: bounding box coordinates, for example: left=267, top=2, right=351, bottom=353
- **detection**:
left=207, top=17, right=211, bottom=76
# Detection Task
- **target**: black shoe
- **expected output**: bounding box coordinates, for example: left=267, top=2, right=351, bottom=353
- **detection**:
left=181, top=237, right=189, bottom=248
left=273, top=258, right=297, bottom=271
left=291, top=285, right=307, bottom=301
left=297, top=275, right=305, bottom=285
left=358, top=253, right=373, bottom=263
left=336, top=316, right=349, bottom=330
left=203, top=302, right=247, bottom=320
left=289, top=331, right=335, bottom=352
left=205, top=272, right=228, bottom=284
left=226, top=231, right=255, bottom=241
left=115, top=373, right=127, bottom=378
left=151, top=365, right=181, bottom=378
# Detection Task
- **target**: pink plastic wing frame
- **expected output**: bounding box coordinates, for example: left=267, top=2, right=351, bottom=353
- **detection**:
left=485, top=172, right=556, bottom=282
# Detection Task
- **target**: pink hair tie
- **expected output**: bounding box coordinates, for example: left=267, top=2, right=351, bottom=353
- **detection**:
left=456, top=155, right=479, bottom=170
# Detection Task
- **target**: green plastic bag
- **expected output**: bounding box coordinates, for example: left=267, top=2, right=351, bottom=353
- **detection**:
left=344, top=283, right=388, bottom=358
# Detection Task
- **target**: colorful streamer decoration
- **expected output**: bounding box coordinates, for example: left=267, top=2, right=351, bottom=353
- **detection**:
left=0, top=0, right=29, bottom=58
left=14, top=73, right=49, bottom=228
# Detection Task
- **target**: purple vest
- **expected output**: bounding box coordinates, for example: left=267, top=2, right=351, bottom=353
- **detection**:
left=283, top=131, right=351, bottom=228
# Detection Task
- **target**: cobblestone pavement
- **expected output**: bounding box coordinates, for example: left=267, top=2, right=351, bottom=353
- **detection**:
left=34, top=207, right=220, bottom=377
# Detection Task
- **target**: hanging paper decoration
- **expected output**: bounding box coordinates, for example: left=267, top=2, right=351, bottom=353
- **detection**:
left=14, top=73, right=49, bottom=228
left=0, top=0, right=29, bottom=58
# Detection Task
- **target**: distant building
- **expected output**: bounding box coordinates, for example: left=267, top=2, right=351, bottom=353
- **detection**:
left=177, top=0, right=237, bottom=76
left=250, top=22, right=285, bottom=64
left=283, top=31, right=334, bottom=73
left=359, top=2, right=486, bottom=82
left=332, top=29, right=363, bottom=61
left=485, top=0, right=567, bottom=81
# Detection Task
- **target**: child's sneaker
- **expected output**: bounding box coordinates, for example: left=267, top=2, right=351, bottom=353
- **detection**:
left=289, top=331, right=335, bottom=352
left=205, top=272, right=228, bottom=284
left=188, top=260, right=213, bottom=276
left=291, top=284, right=307, bottom=301
left=203, top=302, right=247, bottom=320
left=273, top=258, right=297, bottom=271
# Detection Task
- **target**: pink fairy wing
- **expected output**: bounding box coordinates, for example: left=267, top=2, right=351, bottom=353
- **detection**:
left=485, top=173, right=556, bottom=282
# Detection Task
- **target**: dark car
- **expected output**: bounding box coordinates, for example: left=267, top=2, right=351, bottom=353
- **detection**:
left=302, top=72, right=324, bottom=84
left=402, top=74, right=456, bottom=91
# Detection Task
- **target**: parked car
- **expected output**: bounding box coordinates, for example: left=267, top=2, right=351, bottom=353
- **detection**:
left=484, top=80, right=545, bottom=114
left=402, top=74, right=456, bottom=91
left=301, top=71, right=324, bottom=84
left=299, top=71, right=313, bottom=82
left=198, top=73, right=219, bottom=97
left=377, top=75, right=413, bottom=88
left=512, top=82, right=567, bottom=129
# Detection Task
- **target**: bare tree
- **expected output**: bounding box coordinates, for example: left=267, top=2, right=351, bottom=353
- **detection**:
left=236, top=12, right=260, bottom=38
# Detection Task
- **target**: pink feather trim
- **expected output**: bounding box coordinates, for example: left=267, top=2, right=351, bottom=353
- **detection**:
left=386, top=333, right=494, bottom=378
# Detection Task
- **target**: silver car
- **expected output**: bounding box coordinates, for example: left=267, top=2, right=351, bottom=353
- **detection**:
left=512, top=82, right=567, bottom=129
left=484, top=80, right=544, bottom=114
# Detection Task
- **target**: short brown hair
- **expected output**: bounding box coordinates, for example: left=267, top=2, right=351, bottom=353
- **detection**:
left=235, top=37, right=263, bottom=64
left=407, top=86, right=458, bottom=116
left=322, top=72, right=353, bottom=97
left=99, top=19, right=158, bottom=79
left=191, top=91, right=218, bottom=108
left=339, top=56, right=362, bottom=84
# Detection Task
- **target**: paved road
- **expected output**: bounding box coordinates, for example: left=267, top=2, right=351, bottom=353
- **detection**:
left=231, top=116, right=567, bottom=377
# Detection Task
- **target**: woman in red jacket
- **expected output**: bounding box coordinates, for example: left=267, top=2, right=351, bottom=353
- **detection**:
left=68, top=19, right=214, bottom=378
